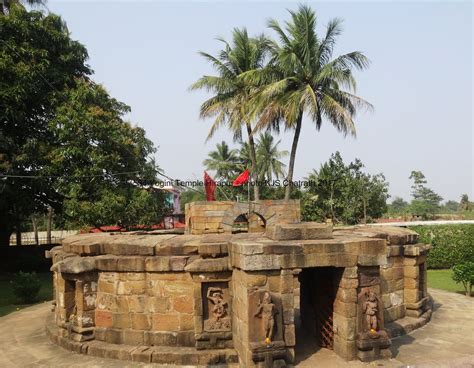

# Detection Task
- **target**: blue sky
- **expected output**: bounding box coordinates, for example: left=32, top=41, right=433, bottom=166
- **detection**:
left=47, top=1, right=473, bottom=201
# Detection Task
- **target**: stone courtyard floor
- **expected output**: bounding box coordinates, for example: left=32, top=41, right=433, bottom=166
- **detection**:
left=0, top=288, right=472, bottom=368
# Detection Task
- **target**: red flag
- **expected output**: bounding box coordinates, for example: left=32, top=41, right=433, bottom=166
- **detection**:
left=233, top=169, right=250, bottom=186
left=204, top=171, right=216, bottom=201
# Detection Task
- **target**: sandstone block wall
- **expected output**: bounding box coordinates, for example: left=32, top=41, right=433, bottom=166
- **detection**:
left=93, top=271, right=195, bottom=347
left=185, top=200, right=301, bottom=235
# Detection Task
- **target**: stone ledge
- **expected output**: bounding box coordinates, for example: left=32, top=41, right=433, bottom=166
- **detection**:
left=385, top=297, right=433, bottom=339
left=334, top=226, right=420, bottom=245
left=46, top=313, right=239, bottom=366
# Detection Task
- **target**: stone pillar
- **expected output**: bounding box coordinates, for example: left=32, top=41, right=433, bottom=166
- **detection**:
left=404, top=253, right=430, bottom=318
left=232, top=269, right=293, bottom=368
left=54, top=272, right=75, bottom=330
left=380, top=254, right=406, bottom=323
left=333, top=266, right=358, bottom=360
left=64, top=273, right=98, bottom=342
left=231, top=269, right=252, bottom=367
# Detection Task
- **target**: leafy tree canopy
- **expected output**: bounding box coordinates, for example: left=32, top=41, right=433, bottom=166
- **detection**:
left=408, top=170, right=443, bottom=219
left=459, top=194, right=472, bottom=212
left=301, top=152, right=389, bottom=224
left=387, top=197, right=409, bottom=215
left=0, top=7, right=167, bottom=245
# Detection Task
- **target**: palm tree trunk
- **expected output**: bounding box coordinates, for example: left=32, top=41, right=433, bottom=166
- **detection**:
left=362, top=197, right=367, bottom=224
left=285, top=113, right=303, bottom=200
left=330, top=182, right=335, bottom=221
left=246, top=122, right=259, bottom=201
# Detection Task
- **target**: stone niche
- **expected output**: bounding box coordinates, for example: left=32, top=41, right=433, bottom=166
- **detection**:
left=45, top=200, right=432, bottom=367
left=356, top=266, right=391, bottom=362
left=192, top=272, right=234, bottom=350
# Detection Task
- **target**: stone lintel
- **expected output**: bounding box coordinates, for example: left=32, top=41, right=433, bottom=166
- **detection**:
left=265, top=222, right=333, bottom=241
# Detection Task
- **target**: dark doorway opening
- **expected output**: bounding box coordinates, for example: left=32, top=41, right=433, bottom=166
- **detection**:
left=295, top=267, right=343, bottom=362
left=232, top=214, right=249, bottom=234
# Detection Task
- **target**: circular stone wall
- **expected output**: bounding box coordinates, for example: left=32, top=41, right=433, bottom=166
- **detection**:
left=46, top=221, right=432, bottom=367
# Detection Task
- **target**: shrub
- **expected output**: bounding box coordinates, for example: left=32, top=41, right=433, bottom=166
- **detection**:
left=452, top=262, right=474, bottom=296
left=409, top=224, right=474, bottom=269
left=11, top=271, right=42, bottom=303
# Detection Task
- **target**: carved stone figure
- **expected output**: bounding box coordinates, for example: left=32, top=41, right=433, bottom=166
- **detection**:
left=363, top=290, right=378, bottom=332
left=204, top=287, right=230, bottom=331
left=254, top=292, right=278, bottom=342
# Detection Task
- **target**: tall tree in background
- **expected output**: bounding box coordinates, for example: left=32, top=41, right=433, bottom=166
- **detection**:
left=388, top=197, right=409, bottom=216
left=256, top=132, right=287, bottom=181
left=408, top=171, right=443, bottom=219
left=247, top=5, right=372, bottom=200
left=302, top=152, right=389, bottom=224
left=203, top=141, right=240, bottom=180
left=459, top=194, right=472, bottom=212
left=191, top=28, right=271, bottom=201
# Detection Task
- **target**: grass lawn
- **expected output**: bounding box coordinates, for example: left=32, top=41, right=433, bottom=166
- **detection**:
left=427, top=269, right=469, bottom=295
left=0, top=272, right=53, bottom=317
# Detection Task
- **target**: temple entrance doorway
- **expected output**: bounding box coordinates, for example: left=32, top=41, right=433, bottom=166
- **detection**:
left=295, top=267, right=343, bottom=361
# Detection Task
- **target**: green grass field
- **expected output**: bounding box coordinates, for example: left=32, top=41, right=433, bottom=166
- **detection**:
left=427, top=269, right=468, bottom=295
left=0, top=272, right=53, bottom=317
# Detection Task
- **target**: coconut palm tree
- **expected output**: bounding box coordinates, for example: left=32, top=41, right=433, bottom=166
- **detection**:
left=0, top=0, right=45, bottom=15
left=256, top=132, right=287, bottom=181
left=247, top=5, right=372, bottom=200
left=190, top=28, right=272, bottom=201
left=203, top=141, right=240, bottom=180
left=238, top=141, right=252, bottom=171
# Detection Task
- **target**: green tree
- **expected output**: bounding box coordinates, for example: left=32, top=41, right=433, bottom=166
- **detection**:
left=0, top=7, right=91, bottom=245
left=191, top=28, right=271, bottom=201
left=248, top=5, right=371, bottom=200
left=452, top=262, right=474, bottom=297
left=302, top=152, right=389, bottom=224
left=442, top=200, right=460, bottom=213
left=388, top=197, right=409, bottom=215
left=408, top=171, right=443, bottom=219
left=49, top=80, right=168, bottom=229
left=256, top=132, right=288, bottom=181
left=459, top=194, right=472, bottom=212
left=0, top=8, right=168, bottom=244
left=203, top=141, right=240, bottom=180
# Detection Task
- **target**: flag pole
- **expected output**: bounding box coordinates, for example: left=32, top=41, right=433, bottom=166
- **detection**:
left=247, top=173, right=251, bottom=217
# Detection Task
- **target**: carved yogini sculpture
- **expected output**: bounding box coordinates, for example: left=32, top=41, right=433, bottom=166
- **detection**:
left=363, top=290, right=378, bottom=331
left=254, top=292, right=278, bottom=341
left=206, top=287, right=229, bottom=330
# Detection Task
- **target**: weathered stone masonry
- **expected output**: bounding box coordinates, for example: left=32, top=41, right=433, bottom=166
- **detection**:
left=46, top=200, right=432, bottom=367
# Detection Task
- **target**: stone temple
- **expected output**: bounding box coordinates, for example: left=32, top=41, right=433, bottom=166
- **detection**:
left=46, top=200, right=432, bottom=367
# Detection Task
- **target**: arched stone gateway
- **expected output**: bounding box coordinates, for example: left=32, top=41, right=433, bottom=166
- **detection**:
left=184, top=200, right=301, bottom=235
left=46, top=201, right=432, bottom=367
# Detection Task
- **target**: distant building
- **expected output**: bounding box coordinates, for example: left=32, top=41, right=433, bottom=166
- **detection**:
left=158, top=185, right=182, bottom=215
